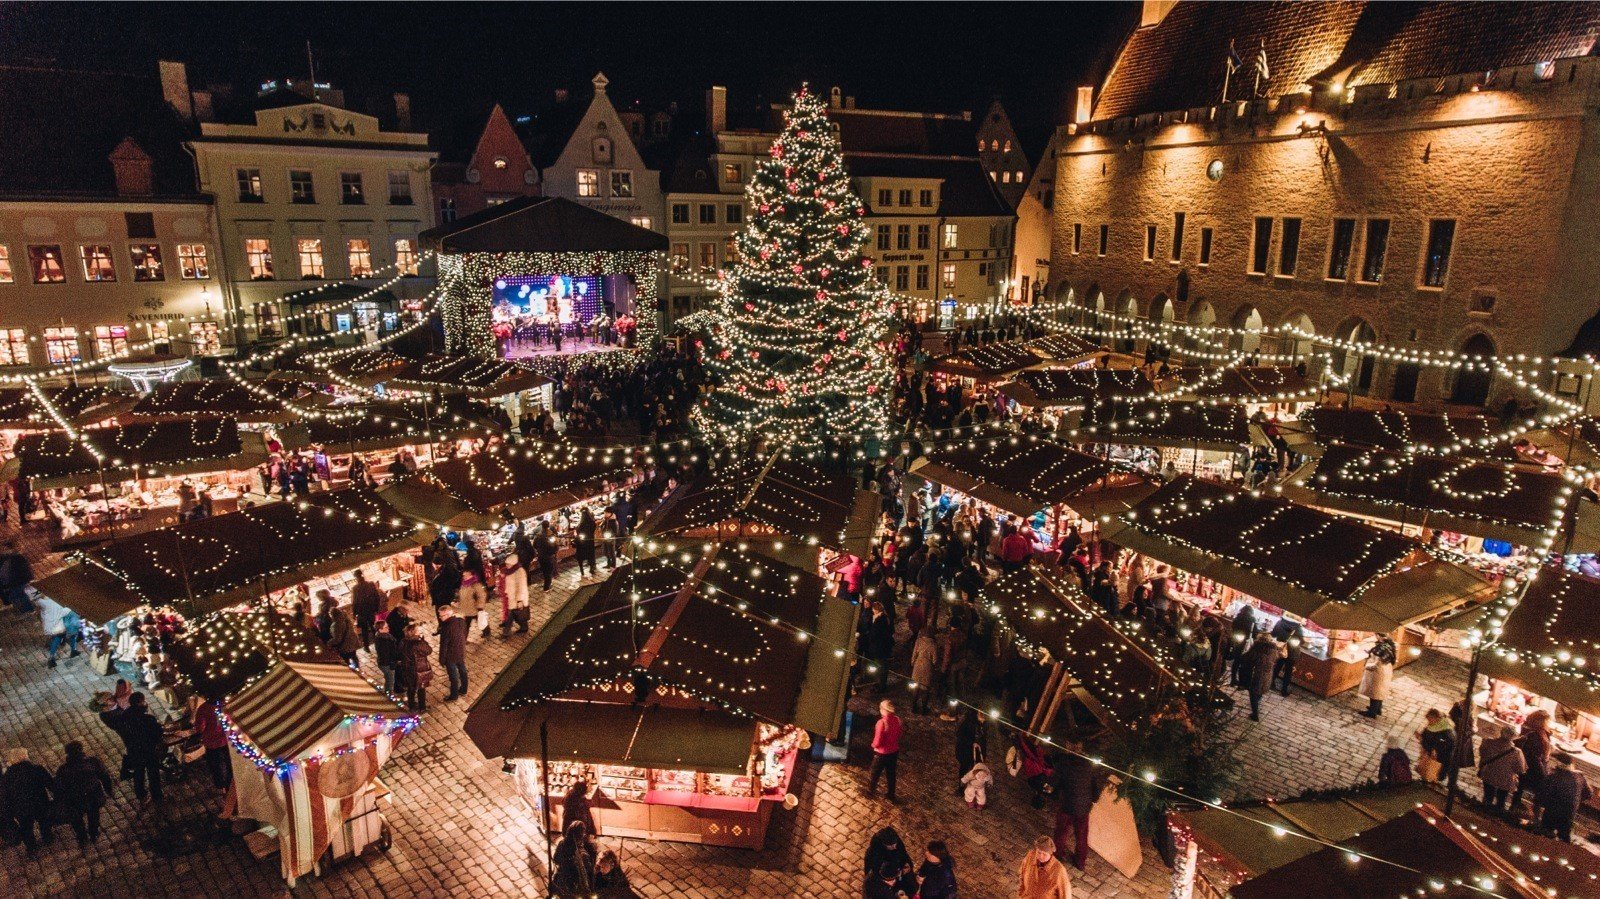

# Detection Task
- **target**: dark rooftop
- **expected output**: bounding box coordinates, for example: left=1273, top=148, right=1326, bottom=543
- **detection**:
left=420, top=195, right=669, bottom=254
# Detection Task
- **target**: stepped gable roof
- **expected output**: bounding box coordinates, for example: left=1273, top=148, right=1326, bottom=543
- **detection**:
left=1095, top=1, right=1600, bottom=122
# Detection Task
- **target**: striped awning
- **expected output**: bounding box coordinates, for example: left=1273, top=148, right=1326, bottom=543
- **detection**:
left=226, top=660, right=410, bottom=761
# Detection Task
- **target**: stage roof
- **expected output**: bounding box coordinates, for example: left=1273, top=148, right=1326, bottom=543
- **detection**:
left=420, top=195, right=669, bottom=254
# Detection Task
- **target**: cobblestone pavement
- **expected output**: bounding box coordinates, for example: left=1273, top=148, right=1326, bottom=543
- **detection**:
left=0, top=515, right=1570, bottom=898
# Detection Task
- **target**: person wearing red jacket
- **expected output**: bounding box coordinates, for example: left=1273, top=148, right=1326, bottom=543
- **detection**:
left=1001, top=530, right=1034, bottom=572
left=193, top=698, right=232, bottom=790
left=864, top=699, right=903, bottom=802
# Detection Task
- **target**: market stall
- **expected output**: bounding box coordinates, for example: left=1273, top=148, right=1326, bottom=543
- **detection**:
left=1168, top=785, right=1600, bottom=899
left=927, top=340, right=1049, bottom=385
left=1075, top=400, right=1254, bottom=481
left=1293, top=406, right=1519, bottom=458
left=277, top=398, right=497, bottom=486
left=4, top=418, right=269, bottom=546
left=1283, top=443, right=1600, bottom=568
left=32, top=487, right=424, bottom=624
left=130, top=378, right=305, bottom=425
left=225, top=660, right=417, bottom=885
left=909, top=435, right=1155, bottom=556
left=167, top=605, right=338, bottom=701
left=1025, top=332, right=1107, bottom=367
left=1102, top=476, right=1495, bottom=696
left=466, top=544, right=855, bottom=849
left=0, top=385, right=137, bottom=459
left=1157, top=364, right=1320, bottom=415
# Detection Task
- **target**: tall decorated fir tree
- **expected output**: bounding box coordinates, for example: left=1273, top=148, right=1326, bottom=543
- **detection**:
left=693, top=85, right=894, bottom=449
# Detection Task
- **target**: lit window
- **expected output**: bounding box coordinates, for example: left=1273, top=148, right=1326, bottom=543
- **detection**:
left=0, top=246, right=11, bottom=283
left=388, top=171, right=413, bottom=204
left=93, top=325, right=129, bottom=358
left=631, top=216, right=653, bottom=230
left=190, top=321, right=222, bottom=355
left=340, top=172, right=364, bottom=204
left=289, top=170, right=315, bottom=203
left=941, top=263, right=956, bottom=287
left=298, top=238, right=325, bottom=279
left=671, top=243, right=689, bottom=270
left=725, top=204, right=743, bottom=225
left=698, top=242, right=716, bottom=271
left=610, top=170, right=634, bottom=198
left=1002, top=171, right=1012, bottom=184
left=577, top=169, right=600, bottom=197
left=722, top=163, right=743, bottom=183
left=1249, top=217, right=1272, bottom=274
left=0, top=328, right=28, bottom=366
left=347, top=238, right=373, bottom=277
left=724, top=235, right=739, bottom=263
left=146, top=321, right=169, bottom=342
left=237, top=168, right=264, bottom=202
left=1278, top=217, right=1302, bottom=276
left=44, top=326, right=79, bottom=364
left=256, top=305, right=280, bottom=337
left=942, top=224, right=958, bottom=248
left=245, top=238, right=274, bottom=280
left=493, top=157, right=509, bottom=170
left=915, top=264, right=929, bottom=290
left=1360, top=219, right=1390, bottom=282
left=394, top=238, right=419, bottom=276
left=177, top=244, right=209, bottom=279
left=1015, top=170, right=1024, bottom=182
left=1422, top=219, right=1456, bottom=288
left=29, top=245, right=66, bottom=283
left=916, top=225, right=930, bottom=250
left=671, top=204, right=690, bottom=224
left=1003, top=140, right=1011, bottom=152
left=81, top=245, right=116, bottom=282
left=699, top=204, right=716, bottom=225
left=130, top=244, right=164, bottom=281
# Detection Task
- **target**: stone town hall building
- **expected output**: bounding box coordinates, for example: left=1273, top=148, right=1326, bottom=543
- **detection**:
left=1049, top=0, right=1600, bottom=405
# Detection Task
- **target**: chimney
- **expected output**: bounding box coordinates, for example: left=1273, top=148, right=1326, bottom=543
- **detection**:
left=1140, top=0, right=1177, bottom=27
left=1074, top=86, right=1095, bottom=123
left=158, top=60, right=193, bottom=121
left=554, top=88, right=570, bottom=104
left=829, top=86, right=842, bottom=109
left=109, top=138, right=154, bottom=196
left=844, top=95, right=856, bottom=109
left=321, top=88, right=346, bottom=109
left=191, top=89, right=215, bottom=122
left=393, top=92, right=412, bottom=131
left=706, top=85, right=727, bottom=134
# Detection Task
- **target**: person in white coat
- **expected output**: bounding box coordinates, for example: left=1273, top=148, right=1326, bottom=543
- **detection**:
left=962, top=760, right=994, bottom=809
left=39, top=595, right=80, bottom=669
left=1359, top=635, right=1396, bottom=718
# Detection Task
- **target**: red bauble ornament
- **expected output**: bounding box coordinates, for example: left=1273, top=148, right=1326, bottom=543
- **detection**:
left=820, top=267, right=831, bottom=277
left=792, top=264, right=804, bottom=274
left=837, top=330, right=849, bottom=341
left=822, top=352, right=833, bottom=363
left=743, top=302, right=755, bottom=312
left=861, top=258, right=873, bottom=268
left=758, top=248, right=771, bottom=260
left=812, top=189, right=822, bottom=198
left=815, top=290, right=827, bottom=301
left=759, top=203, right=770, bottom=214
left=867, top=385, right=879, bottom=395
left=837, top=225, right=849, bottom=235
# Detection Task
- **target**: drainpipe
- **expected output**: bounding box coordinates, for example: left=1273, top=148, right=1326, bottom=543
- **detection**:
left=183, top=141, right=247, bottom=354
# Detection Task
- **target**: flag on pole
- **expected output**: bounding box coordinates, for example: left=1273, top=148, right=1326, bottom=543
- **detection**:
left=1254, top=39, right=1271, bottom=89
left=1227, top=39, right=1242, bottom=74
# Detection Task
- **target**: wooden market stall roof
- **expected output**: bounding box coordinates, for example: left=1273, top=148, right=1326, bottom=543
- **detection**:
left=910, top=435, right=1154, bottom=520
left=1162, top=365, right=1315, bottom=402
left=168, top=607, right=339, bottom=701
left=33, top=488, right=423, bottom=622
left=1079, top=400, right=1253, bottom=452
left=377, top=441, right=635, bottom=530
left=1285, top=443, right=1600, bottom=550
left=383, top=354, right=549, bottom=399
left=271, top=347, right=411, bottom=387
left=1026, top=332, right=1104, bottom=364
left=641, top=453, right=881, bottom=558
left=1448, top=565, right=1600, bottom=717
left=228, top=660, right=412, bottom=761
left=928, top=340, right=1044, bottom=380
left=279, top=398, right=497, bottom=454
left=999, top=368, right=1155, bottom=408
left=0, top=385, right=136, bottom=429
left=3, top=418, right=266, bottom=488
left=1102, top=477, right=1494, bottom=633
left=130, top=378, right=303, bottom=423
left=466, top=544, right=856, bottom=770
left=982, top=566, right=1191, bottom=727
left=1299, top=407, right=1517, bottom=458
left=1177, top=785, right=1600, bottom=898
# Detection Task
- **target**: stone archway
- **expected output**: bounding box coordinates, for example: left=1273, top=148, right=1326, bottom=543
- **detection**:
left=1279, top=311, right=1315, bottom=358
left=1450, top=333, right=1497, bottom=406
left=1115, top=290, right=1139, bottom=353
left=1230, top=305, right=1264, bottom=355
left=1332, top=317, right=1378, bottom=393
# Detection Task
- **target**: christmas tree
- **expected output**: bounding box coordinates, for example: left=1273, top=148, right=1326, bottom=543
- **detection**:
left=692, top=85, right=894, bottom=450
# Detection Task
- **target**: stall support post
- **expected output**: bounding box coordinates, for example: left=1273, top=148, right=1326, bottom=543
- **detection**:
left=539, top=720, right=553, bottom=888
left=1444, top=644, right=1482, bottom=817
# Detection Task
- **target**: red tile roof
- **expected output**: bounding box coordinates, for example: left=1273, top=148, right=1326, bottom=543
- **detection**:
left=1095, top=1, right=1600, bottom=121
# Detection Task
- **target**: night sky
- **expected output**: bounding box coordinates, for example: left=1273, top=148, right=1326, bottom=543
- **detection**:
left=1, top=1, right=1136, bottom=156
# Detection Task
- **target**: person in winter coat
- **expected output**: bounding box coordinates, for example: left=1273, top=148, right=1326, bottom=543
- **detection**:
left=1226, top=604, right=1257, bottom=687
left=1377, top=733, right=1413, bottom=785
left=437, top=604, right=469, bottom=700
left=916, top=840, right=958, bottom=899
left=562, top=779, right=597, bottom=838
left=192, top=698, right=232, bottom=790
left=397, top=622, right=432, bottom=711
left=863, top=826, right=916, bottom=897
left=865, top=699, right=902, bottom=802
left=1051, top=747, right=1099, bottom=871
left=550, top=820, right=596, bottom=897
left=1241, top=632, right=1278, bottom=721
left=1514, top=709, right=1554, bottom=814
left=350, top=568, right=383, bottom=651
left=428, top=551, right=463, bottom=620
left=1018, top=835, right=1073, bottom=899
left=373, top=619, right=402, bottom=695
left=102, top=692, right=164, bottom=805
left=2, top=748, right=55, bottom=854
left=328, top=603, right=363, bottom=666
left=910, top=629, right=938, bottom=714
left=1358, top=635, right=1396, bottom=718
left=1477, top=722, right=1527, bottom=813
left=1536, top=752, right=1593, bottom=842
left=1269, top=618, right=1303, bottom=696
left=535, top=524, right=559, bottom=590
left=573, top=507, right=598, bottom=577
left=961, top=760, right=994, bottom=808
left=458, top=543, right=490, bottom=640
left=1416, top=708, right=1456, bottom=783
left=53, top=741, right=113, bottom=846
left=593, top=849, right=636, bottom=899
left=40, top=595, right=81, bottom=668
left=1449, top=700, right=1476, bottom=770
left=502, top=546, right=531, bottom=635
left=866, top=602, right=895, bottom=692
left=955, top=707, right=988, bottom=788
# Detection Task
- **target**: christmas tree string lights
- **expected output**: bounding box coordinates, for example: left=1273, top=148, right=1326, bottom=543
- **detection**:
left=692, top=85, right=894, bottom=450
